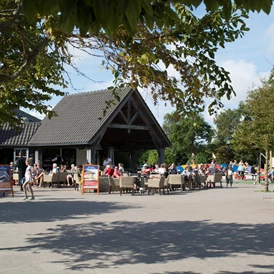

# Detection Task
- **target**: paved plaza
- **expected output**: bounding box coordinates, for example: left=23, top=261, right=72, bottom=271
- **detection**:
left=1, top=183, right=274, bottom=274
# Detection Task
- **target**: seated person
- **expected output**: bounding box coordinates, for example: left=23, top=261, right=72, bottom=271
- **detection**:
left=50, top=163, right=58, bottom=174
left=168, top=163, right=178, bottom=174
left=59, top=165, right=66, bottom=172
left=104, top=164, right=114, bottom=176
left=153, top=164, right=159, bottom=174
left=10, top=162, right=15, bottom=185
left=118, top=163, right=124, bottom=174
left=113, top=166, right=122, bottom=178
left=34, top=164, right=45, bottom=187
left=198, top=164, right=205, bottom=175
left=32, top=163, right=39, bottom=185
left=182, top=166, right=194, bottom=185
left=66, top=164, right=77, bottom=186
left=141, top=164, right=150, bottom=175
left=150, top=164, right=168, bottom=179
left=74, top=165, right=82, bottom=187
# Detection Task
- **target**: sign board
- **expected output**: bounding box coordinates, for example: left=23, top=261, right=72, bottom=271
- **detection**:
left=82, top=164, right=100, bottom=194
left=0, top=165, right=14, bottom=197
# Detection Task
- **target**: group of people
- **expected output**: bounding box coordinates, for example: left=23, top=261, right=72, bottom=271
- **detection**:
left=139, top=161, right=234, bottom=188
left=103, top=162, right=124, bottom=178
left=49, top=163, right=80, bottom=187
left=11, top=152, right=84, bottom=200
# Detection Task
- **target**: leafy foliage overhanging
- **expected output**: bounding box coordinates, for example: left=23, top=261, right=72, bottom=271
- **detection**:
left=1, top=0, right=272, bottom=126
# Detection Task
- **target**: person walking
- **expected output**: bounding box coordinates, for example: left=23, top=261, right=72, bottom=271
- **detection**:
left=22, top=158, right=35, bottom=200
left=226, top=166, right=233, bottom=187
left=15, top=152, right=27, bottom=191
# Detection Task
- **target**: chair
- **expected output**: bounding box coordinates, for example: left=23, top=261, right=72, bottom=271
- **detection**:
left=199, top=175, right=207, bottom=188
left=13, top=173, right=19, bottom=185
left=73, top=173, right=81, bottom=191
left=108, top=176, right=120, bottom=193
left=193, top=174, right=207, bottom=189
left=207, top=173, right=223, bottom=188
left=167, top=174, right=184, bottom=191
left=58, top=172, right=68, bottom=187
left=147, top=176, right=166, bottom=195
left=192, top=173, right=201, bottom=189
left=119, top=176, right=135, bottom=196
left=43, top=173, right=59, bottom=188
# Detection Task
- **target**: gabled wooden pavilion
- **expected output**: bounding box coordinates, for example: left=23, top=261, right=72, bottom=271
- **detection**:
left=28, top=88, right=170, bottom=170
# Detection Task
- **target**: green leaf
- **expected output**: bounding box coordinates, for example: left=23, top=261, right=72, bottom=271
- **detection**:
left=179, top=0, right=203, bottom=9
left=204, top=0, right=220, bottom=11
left=22, top=0, right=37, bottom=21
left=77, top=1, right=91, bottom=35
left=125, top=0, right=142, bottom=31
left=140, top=0, right=154, bottom=16
left=58, top=0, right=78, bottom=32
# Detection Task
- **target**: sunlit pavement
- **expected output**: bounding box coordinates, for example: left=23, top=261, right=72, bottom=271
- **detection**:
left=1, top=183, right=274, bottom=274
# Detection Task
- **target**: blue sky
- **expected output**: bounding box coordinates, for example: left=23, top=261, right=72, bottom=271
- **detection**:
left=28, top=8, right=274, bottom=126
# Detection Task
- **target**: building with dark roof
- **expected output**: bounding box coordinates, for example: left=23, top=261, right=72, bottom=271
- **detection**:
left=0, top=88, right=170, bottom=170
left=0, top=112, right=41, bottom=164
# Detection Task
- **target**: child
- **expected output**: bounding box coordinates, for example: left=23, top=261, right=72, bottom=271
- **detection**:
left=22, top=158, right=35, bottom=200
left=226, top=166, right=233, bottom=188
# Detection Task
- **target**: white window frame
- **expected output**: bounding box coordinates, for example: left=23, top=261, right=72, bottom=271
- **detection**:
left=14, top=148, right=29, bottom=163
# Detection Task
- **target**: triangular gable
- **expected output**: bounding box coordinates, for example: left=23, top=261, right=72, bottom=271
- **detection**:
left=29, top=88, right=170, bottom=149
left=89, top=89, right=170, bottom=150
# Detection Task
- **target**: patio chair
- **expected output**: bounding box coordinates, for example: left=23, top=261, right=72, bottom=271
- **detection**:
left=58, top=172, right=68, bottom=187
left=147, top=176, right=166, bottom=195
left=43, top=173, right=59, bottom=188
left=108, top=176, right=120, bottom=193
left=73, top=173, right=82, bottom=191
left=199, top=175, right=207, bottom=188
left=119, top=176, right=135, bottom=196
left=207, top=173, right=223, bottom=188
left=167, top=174, right=184, bottom=191
left=13, top=173, right=19, bottom=185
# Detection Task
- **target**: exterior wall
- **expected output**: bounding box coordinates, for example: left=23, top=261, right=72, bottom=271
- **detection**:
left=76, top=148, right=87, bottom=166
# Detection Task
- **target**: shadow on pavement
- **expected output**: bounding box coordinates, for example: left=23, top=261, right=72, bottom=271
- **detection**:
left=0, top=200, right=139, bottom=223
left=2, top=220, right=274, bottom=273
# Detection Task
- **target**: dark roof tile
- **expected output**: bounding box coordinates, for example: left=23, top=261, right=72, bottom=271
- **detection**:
left=0, top=122, right=41, bottom=146
left=29, top=87, right=131, bottom=146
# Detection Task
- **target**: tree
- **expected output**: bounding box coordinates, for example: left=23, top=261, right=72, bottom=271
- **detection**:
left=0, top=0, right=70, bottom=127
left=21, top=0, right=273, bottom=36
left=163, top=112, right=214, bottom=164
left=232, top=77, right=274, bottom=191
left=213, top=105, right=256, bottom=163
left=214, top=108, right=242, bottom=143
left=0, top=0, right=266, bottom=126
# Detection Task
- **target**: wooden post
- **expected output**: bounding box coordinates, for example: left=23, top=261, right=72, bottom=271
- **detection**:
left=264, top=149, right=269, bottom=191
left=270, top=151, right=273, bottom=169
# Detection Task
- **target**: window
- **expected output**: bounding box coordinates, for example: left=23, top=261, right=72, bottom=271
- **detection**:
left=14, top=148, right=29, bottom=163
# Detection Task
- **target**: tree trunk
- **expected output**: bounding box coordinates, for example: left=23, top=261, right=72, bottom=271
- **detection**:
left=264, top=149, right=269, bottom=192
left=257, top=152, right=261, bottom=185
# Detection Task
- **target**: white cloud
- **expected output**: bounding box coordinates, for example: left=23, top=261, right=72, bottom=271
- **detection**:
left=219, top=59, right=270, bottom=109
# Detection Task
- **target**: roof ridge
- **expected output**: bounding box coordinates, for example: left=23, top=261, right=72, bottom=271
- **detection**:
left=65, top=87, right=132, bottom=97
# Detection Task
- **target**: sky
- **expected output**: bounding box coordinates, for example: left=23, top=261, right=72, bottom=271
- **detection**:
left=27, top=7, right=274, bottom=127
